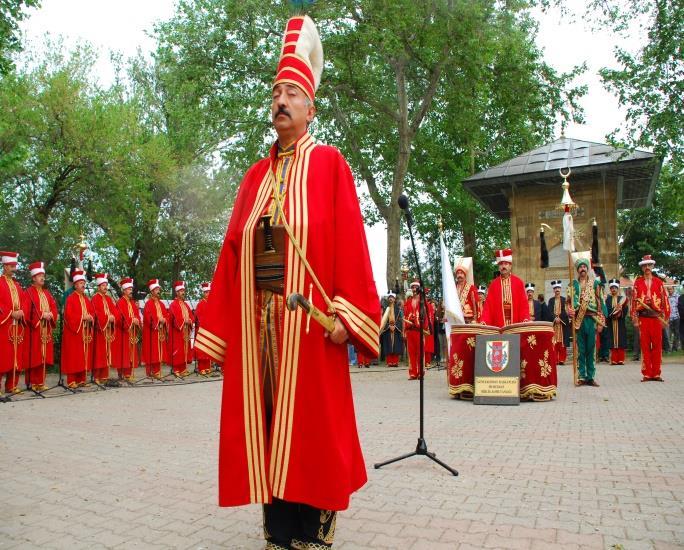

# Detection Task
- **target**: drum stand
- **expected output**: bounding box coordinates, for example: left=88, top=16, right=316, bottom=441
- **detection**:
left=374, top=195, right=458, bottom=477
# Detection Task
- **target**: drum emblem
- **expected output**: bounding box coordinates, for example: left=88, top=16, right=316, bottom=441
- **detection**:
left=486, top=340, right=509, bottom=373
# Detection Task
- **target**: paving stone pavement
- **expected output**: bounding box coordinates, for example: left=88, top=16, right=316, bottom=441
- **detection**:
left=1, top=357, right=683, bottom=550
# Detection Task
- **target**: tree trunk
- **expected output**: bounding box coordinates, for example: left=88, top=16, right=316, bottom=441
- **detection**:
left=385, top=205, right=402, bottom=291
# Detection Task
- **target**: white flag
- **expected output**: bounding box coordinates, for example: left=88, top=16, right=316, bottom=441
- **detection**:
left=440, top=233, right=465, bottom=342
left=562, top=211, right=575, bottom=252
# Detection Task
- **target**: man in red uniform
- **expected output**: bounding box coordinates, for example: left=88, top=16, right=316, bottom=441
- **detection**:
left=168, top=280, right=194, bottom=377
left=476, top=285, right=486, bottom=323
left=480, top=248, right=529, bottom=328
left=0, top=251, right=28, bottom=395
left=24, top=261, right=58, bottom=391
left=91, top=273, right=121, bottom=384
left=62, top=269, right=95, bottom=388
left=631, top=255, right=670, bottom=381
left=404, top=280, right=424, bottom=380
left=454, top=257, right=478, bottom=324
left=142, top=279, right=168, bottom=379
left=194, top=282, right=214, bottom=375
left=116, top=277, right=141, bottom=381
left=423, top=288, right=435, bottom=367
left=193, top=15, right=379, bottom=549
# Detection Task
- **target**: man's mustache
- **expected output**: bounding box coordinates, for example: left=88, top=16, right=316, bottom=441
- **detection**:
left=274, top=106, right=291, bottom=119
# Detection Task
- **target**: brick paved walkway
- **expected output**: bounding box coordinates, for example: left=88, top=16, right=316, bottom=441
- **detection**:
left=1, top=357, right=683, bottom=549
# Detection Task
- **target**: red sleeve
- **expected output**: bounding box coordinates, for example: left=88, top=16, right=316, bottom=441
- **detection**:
left=48, top=291, right=59, bottom=328
left=143, top=300, right=157, bottom=329
left=329, top=151, right=381, bottom=357
left=63, top=294, right=82, bottom=333
left=513, top=278, right=530, bottom=323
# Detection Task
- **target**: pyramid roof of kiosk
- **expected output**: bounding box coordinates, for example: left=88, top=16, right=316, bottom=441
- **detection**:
left=462, top=136, right=661, bottom=220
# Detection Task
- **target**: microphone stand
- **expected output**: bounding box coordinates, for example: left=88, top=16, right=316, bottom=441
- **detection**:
left=374, top=195, right=458, bottom=476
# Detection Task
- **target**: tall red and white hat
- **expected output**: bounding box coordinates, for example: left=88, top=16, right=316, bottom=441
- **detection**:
left=72, top=269, right=86, bottom=283
left=29, top=261, right=45, bottom=277
left=174, top=280, right=186, bottom=292
left=638, top=254, right=656, bottom=266
left=273, top=15, right=323, bottom=102
left=200, top=282, right=211, bottom=292
left=147, top=279, right=160, bottom=292
left=120, top=277, right=134, bottom=290
left=94, top=273, right=109, bottom=286
left=0, top=251, right=18, bottom=265
left=410, top=280, right=420, bottom=289
left=494, top=248, right=513, bottom=264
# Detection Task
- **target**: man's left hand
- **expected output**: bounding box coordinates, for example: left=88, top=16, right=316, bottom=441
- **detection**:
left=326, top=317, right=349, bottom=345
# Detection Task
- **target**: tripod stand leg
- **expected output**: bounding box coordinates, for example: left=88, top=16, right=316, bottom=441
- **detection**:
left=426, top=453, right=459, bottom=476
left=373, top=451, right=418, bottom=469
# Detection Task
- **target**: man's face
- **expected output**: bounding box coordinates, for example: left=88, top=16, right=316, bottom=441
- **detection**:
left=388, top=296, right=395, bottom=304
left=610, top=286, right=618, bottom=296
left=98, top=282, right=108, bottom=294
left=152, top=287, right=161, bottom=298
left=123, top=287, right=133, bottom=298
left=177, top=288, right=186, bottom=300
left=455, top=270, right=465, bottom=284
left=527, top=290, right=534, bottom=299
left=3, top=263, right=16, bottom=277
left=203, top=290, right=210, bottom=298
left=74, top=281, right=85, bottom=293
left=498, top=261, right=511, bottom=277
left=271, top=83, right=315, bottom=141
left=577, top=264, right=588, bottom=278
left=554, top=288, right=561, bottom=297
left=667, top=286, right=674, bottom=295
left=641, top=264, right=652, bottom=276
left=33, top=273, right=45, bottom=287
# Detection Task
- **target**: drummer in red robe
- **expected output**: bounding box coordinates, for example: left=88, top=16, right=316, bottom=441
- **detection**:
left=476, top=285, right=486, bottom=322
left=404, top=281, right=424, bottom=379
left=454, top=257, right=478, bottom=324
left=194, top=282, right=216, bottom=375
left=116, top=277, right=141, bottom=381
left=24, top=261, right=58, bottom=391
left=142, top=279, right=168, bottom=379
left=193, top=15, right=380, bottom=548
left=631, top=255, right=670, bottom=381
left=168, top=280, right=194, bottom=377
left=91, top=273, right=121, bottom=384
left=423, top=288, right=435, bottom=367
left=479, top=248, right=530, bottom=327
left=61, top=269, right=95, bottom=388
left=0, top=251, right=28, bottom=395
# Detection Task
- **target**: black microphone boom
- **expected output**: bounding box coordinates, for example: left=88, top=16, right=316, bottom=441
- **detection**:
left=397, top=194, right=413, bottom=226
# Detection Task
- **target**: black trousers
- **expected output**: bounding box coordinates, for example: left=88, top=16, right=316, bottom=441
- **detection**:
left=264, top=498, right=337, bottom=550
left=264, top=497, right=336, bottom=549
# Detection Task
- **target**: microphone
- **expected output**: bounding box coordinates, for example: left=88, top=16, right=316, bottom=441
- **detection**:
left=397, top=194, right=413, bottom=226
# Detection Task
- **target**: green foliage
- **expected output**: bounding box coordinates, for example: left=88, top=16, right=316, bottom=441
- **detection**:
left=0, top=0, right=39, bottom=75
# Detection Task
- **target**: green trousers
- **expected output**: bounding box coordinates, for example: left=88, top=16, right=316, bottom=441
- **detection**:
left=577, top=316, right=596, bottom=381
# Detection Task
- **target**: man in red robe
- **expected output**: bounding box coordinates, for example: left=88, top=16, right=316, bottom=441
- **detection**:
left=479, top=248, right=530, bottom=328
left=0, top=251, right=28, bottom=395
left=193, top=15, right=380, bottom=549
left=142, top=279, right=168, bottom=379
left=454, top=257, right=478, bottom=324
left=24, top=261, right=58, bottom=391
left=61, top=269, right=95, bottom=388
left=91, top=273, right=121, bottom=384
left=194, top=282, right=214, bottom=375
left=476, top=285, right=486, bottom=323
left=423, top=289, right=435, bottom=367
left=168, top=280, right=194, bottom=377
left=116, top=277, right=141, bottom=381
left=403, top=280, right=424, bottom=380
left=631, top=255, right=670, bottom=381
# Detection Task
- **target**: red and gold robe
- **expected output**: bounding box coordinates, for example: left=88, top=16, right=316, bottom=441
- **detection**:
left=194, top=133, right=380, bottom=511
left=142, top=297, right=169, bottom=366
left=61, top=292, right=95, bottom=374
left=479, top=274, right=529, bottom=328
left=0, top=275, right=28, bottom=375
left=631, top=275, right=670, bottom=379
left=92, top=292, right=122, bottom=373
left=456, top=282, right=478, bottom=323
left=117, top=295, right=142, bottom=372
left=168, top=298, right=194, bottom=368
left=24, top=285, right=58, bottom=369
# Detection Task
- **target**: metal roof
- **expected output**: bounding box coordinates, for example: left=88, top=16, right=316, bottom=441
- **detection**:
left=462, top=137, right=661, bottom=219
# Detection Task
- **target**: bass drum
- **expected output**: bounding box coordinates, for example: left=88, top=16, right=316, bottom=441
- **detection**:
left=503, top=321, right=557, bottom=401
left=448, top=324, right=500, bottom=399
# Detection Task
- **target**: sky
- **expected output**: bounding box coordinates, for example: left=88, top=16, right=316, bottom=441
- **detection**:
left=19, top=0, right=644, bottom=295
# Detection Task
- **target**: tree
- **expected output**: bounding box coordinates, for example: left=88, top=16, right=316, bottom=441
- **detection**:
left=153, top=0, right=585, bottom=289
left=0, top=0, right=39, bottom=75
